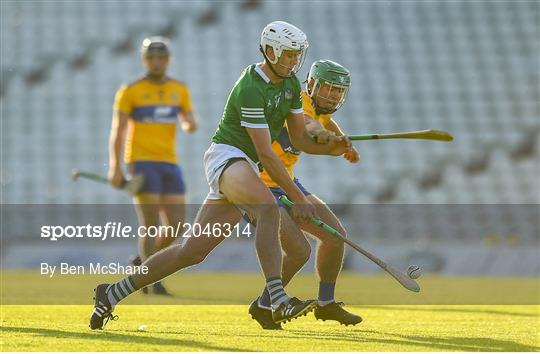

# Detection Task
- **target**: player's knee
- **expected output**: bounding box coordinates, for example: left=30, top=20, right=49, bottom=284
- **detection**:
left=138, top=209, right=161, bottom=227
left=322, top=229, right=346, bottom=249
left=297, top=243, right=311, bottom=266
left=181, top=248, right=209, bottom=266
left=287, top=241, right=311, bottom=267
left=255, top=201, right=280, bottom=222
left=186, top=252, right=207, bottom=266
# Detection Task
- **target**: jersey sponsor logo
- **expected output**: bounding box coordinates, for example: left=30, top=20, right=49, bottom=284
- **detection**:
left=155, top=106, right=173, bottom=116
left=131, top=105, right=180, bottom=123
left=284, top=88, right=292, bottom=100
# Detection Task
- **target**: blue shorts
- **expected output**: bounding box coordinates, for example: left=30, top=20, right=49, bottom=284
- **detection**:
left=269, top=178, right=311, bottom=207
left=130, top=161, right=186, bottom=195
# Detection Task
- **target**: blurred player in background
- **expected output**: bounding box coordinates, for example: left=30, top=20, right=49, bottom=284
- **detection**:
left=249, top=60, right=362, bottom=329
left=91, top=21, right=352, bottom=330
left=108, top=36, right=198, bottom=296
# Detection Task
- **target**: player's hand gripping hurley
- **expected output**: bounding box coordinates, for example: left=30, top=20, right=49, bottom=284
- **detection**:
left=279, top=195, right=420, bottom=293
left=72, top=169, right=145, bottom=195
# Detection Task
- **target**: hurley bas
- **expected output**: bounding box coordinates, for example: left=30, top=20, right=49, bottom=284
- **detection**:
left=40, top=262, right=148, bottom=277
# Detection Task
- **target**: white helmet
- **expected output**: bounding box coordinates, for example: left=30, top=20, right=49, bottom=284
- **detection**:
left=260, top=21, right=309, bottom=77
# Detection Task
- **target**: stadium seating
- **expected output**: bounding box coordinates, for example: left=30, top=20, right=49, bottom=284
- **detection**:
left=1, top=0, right=538, bottom=207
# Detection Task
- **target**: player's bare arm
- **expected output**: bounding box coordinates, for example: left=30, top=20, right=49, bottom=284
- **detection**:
left=108, top=110, right=129, bottom=188
left=180, top=110, right=198, bottom=133
left=246, top=126, right=315, bottom=221
left=324, top=118, right=343, bottom=136
left=325, top=118, right=360, bottom=163
left=304, top=114, right=336, bottom=144
left=286, top=112, right=351, bottom=156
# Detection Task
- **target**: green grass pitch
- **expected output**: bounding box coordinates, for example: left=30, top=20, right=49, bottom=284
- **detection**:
left=1, top=271, right=539, bottom=351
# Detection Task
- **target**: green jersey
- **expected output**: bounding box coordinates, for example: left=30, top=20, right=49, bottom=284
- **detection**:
left=212, top=64, right=303, bottom=164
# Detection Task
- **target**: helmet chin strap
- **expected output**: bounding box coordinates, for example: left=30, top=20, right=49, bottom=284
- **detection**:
left=259, top=45, right=292, bottom=79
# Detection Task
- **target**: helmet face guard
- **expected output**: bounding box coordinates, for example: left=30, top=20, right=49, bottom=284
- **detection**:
left=311, top=79, right=349, bottom=114
left=260, top=21, right=309, bottom=78
left=261, top=46, right=308, bottom=78
left=306, top=60, right=351, bottom=114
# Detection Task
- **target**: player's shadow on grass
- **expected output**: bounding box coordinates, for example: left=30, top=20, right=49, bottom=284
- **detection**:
left=362, top=305, right=539, bottom=318
left=0, top=326, right=247, bottom=352
left=289, top=329, right=539, bottom=352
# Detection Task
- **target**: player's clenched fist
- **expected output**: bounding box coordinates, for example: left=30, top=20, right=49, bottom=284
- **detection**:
left=312, top=128, right=335, bottom=144
left=325, top=135, right=352, bottom=156
left=344, top=146, right=360, bottom=163
left=108, top=167, right=125, bottom=189
left=290, top=196, right=316, bottom=222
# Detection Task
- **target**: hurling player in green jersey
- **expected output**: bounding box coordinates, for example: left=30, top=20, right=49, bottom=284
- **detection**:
left=249, top=60, right=362, bottom=330
left=90, top=21, right=352, bottom=330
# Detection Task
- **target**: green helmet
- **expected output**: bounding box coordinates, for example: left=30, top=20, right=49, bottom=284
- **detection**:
left=306, top=60, right=351, bottom=114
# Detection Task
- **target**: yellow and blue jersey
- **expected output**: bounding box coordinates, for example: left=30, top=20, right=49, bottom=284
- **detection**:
left=260, top=90, right=332, bottom=188
left=113, top=77, right=192, bottom=164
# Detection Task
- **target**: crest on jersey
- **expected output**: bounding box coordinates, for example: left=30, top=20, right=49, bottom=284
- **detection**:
left=284, top=88, right=292, bottom=100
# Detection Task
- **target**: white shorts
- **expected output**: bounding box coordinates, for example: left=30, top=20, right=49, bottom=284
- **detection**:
left=203, top=143, right=260, bottom=200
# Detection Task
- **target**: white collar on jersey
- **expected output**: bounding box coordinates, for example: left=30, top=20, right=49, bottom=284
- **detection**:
left=254, top=64, right=271, bottom=84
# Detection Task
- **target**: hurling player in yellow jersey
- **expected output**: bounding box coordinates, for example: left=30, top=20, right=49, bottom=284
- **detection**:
left=109, top=37, right=198, bottom=295
left=248, top=60, right=362, bottom=329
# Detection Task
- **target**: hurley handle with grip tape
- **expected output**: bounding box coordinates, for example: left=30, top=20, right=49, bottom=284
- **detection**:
left=278, top=195, right=342, bottom=238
